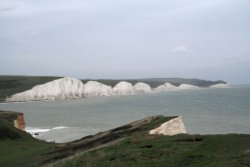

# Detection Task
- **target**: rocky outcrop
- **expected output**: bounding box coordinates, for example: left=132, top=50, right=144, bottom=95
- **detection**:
left=13, top=113, right=25, bottom=130
left=84, top=81, right=113, bottom=97
left=6, top=77, right=85, bottom=102
left=149, top=116, right=186, bottom=136
left=0, top=111, right=25, bottom=131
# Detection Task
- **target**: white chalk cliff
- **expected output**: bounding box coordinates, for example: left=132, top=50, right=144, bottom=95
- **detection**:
left=149, top=116, right=186, bottom=136
left=134, top=82, right=151, bottom=93
left=84, top=81, right=113, bottom=97
left=5, top=77, right=228, bottom=102
left=154, top=83, right=177, bottom=92
left=113, top=81, right=135, bottom=95
left=6, top=77, right=85, bottom=102
left=178, top=84, right=200, bottom=90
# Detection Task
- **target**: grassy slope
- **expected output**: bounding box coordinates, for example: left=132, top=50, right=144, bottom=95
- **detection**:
left=0, top=75, right=226, bottom=101
left=52, top=115, right=250, bottom=167
left=0, top=111, right=249, bottom=167
left=0, top=111, right=56, bottom=167
left=57, top=134, right=250, bottom=167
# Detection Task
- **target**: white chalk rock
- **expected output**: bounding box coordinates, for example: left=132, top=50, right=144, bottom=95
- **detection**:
left=178, top=84, right=200, bottom=90
left=84, top=81, right=113, bottom=97
left=154, top=83, right=177, bottom=92
left=210, top=83, right=228, bottom=88
left=113, top=81, right=135, bottom=95
left=134, top=82, right=151, bottom=93
left=6, top=77, right=85, bottom=102
left=149, top=116, right=186, bottom=136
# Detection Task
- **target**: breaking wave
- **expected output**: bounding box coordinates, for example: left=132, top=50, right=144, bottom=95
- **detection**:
left=25, top=126, right=69, bottom=135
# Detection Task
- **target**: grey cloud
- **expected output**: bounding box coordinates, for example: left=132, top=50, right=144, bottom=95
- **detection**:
left=0, top=0, right=250, bottom=84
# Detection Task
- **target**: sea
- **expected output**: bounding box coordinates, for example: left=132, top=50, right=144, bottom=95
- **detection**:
left=0, top=86, right=250, bottom=143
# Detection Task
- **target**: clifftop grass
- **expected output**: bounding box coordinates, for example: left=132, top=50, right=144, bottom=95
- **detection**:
left=57, top=134, right=250, bottom=167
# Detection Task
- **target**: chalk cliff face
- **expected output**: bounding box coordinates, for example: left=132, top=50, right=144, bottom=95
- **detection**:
left=5, top=77, right=228, bottom=102
left=6, top=77, right=85, bottom=102
left=154, top=83, right=177, bottom=92
left=178, top=84, right=200, bottom=90
left=134, top=82, right=151, bottom=93
left=149, top=116, right=186, bottom=136
left=113, top=81, right=135, bottom=95
left=84, top=81, right=113, bottom=97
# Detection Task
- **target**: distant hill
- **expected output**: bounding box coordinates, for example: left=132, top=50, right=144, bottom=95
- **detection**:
left=0, top=75, right=226, bottom=101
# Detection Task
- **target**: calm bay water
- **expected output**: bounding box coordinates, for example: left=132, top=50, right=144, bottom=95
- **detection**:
left=0, top=86, right=250, bottom=143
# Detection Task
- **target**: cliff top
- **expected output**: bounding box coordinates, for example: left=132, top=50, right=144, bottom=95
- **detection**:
left=0, top=111, right=26, bottom=139
left=0, top=110, right=23, bottom=123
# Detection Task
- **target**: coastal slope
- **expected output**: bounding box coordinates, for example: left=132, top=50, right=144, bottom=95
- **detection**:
left=0, top=111, right=249, bottom=167
left=0, top=110, right=53, bottom=167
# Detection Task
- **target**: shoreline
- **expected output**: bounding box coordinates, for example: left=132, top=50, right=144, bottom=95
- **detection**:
left=1, top=85, right=231, bottom=104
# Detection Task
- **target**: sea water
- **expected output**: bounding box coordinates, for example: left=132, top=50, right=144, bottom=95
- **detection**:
left=0, top=86, right=250, bottom=143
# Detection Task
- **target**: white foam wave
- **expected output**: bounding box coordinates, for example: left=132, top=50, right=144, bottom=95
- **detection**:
left=25, top=127, right=51, bottom=133
left=25, top=126, right=69, bottom=135
left=51, top=126, right=68, bottom=130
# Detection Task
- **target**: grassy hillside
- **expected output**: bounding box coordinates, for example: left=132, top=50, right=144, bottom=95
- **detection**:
left=56, top=134, right=250, bottom=167
left=0, top=75, right=226, bottom=101
left=0, top=110, right=55, bottom=167
left=0, top=111, right=249, bottom=167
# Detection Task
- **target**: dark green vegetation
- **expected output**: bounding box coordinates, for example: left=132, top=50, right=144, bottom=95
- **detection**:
left=0, top=110, right=54, bottom=167
left=0, top=110, right=249, bottom=167
left=57, top=134, right=250, bottom=167
left=0, top=75, right=226, bottom=101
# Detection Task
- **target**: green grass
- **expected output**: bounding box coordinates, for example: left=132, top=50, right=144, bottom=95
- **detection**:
left=0, top=110, right=55, bottom=167
left=57, top=134, right=250, bottom=167
left=0, top=137, right=54, bottom=167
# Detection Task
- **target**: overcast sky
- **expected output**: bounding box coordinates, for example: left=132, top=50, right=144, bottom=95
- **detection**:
left=0, top=0, right=250, bottom=84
